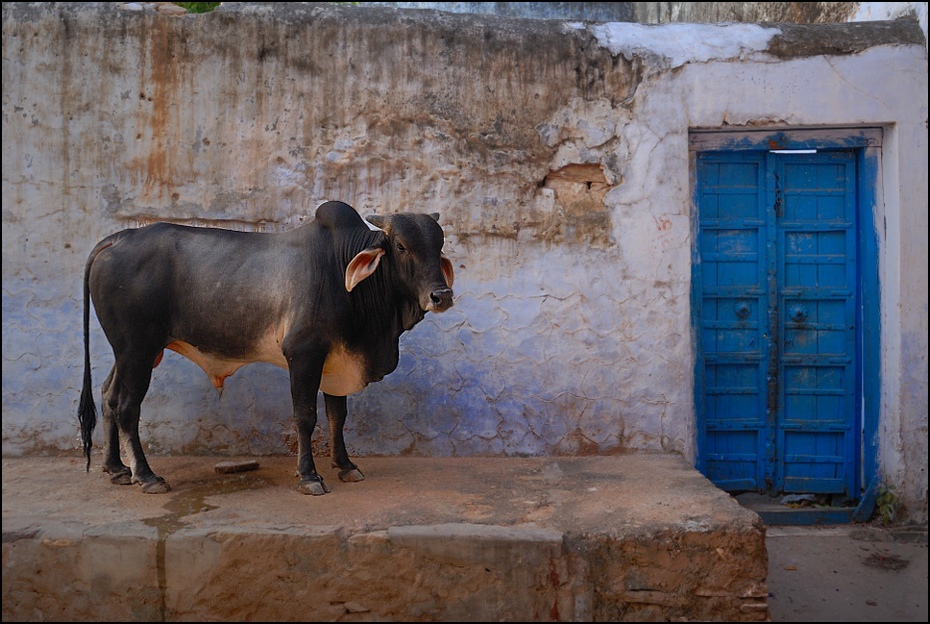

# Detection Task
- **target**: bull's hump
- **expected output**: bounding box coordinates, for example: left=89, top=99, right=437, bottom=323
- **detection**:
left=315, top=201, right=365, bottom=231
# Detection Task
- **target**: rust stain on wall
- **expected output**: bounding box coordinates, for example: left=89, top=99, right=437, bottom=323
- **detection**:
left=132, top=17, right=177, bottom=201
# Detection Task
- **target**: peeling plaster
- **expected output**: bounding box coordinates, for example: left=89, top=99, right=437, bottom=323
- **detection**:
left=581, top=22, right=780, bottom=69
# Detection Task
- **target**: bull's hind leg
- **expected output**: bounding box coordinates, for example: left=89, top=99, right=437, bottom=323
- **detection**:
left=324, top=393, right=364, bottom=483
left=100, top=366, right=132, bottom=484
left=103, top=355, right=170, bottom=494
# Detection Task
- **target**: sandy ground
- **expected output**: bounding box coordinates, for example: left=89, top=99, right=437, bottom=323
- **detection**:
left=765, top=524, right=928, bottom=622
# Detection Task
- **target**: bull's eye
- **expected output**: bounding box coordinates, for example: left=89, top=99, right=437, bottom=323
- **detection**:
left=395, top=241, right=407, bottom=254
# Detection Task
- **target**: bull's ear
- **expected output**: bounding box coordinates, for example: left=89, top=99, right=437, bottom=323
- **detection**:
left=429, top=212, right=440, bottom=222
left=346, top=247, right=386, bottom=292
left=440, top=255, right=455, bottom=288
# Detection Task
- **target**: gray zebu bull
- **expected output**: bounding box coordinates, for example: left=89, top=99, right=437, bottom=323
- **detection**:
left=78, top=201, right=454, bottom=495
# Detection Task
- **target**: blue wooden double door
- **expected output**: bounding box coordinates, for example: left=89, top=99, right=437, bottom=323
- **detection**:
left=696, top=149, right=861, bottom=498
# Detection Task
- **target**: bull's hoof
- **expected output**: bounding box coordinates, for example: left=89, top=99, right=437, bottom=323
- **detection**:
left=110, top=472, right=133, bottom=485
left=104, top=465, right=133, bottom=485
left=137, top=477, right=171, bottom=494
left=297, top=477, right=331, bottom=495
left=338, top=467, right=365, bottom=483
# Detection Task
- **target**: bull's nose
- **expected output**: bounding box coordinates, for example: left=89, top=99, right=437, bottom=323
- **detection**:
left=430, top=288, right=454, bottom=310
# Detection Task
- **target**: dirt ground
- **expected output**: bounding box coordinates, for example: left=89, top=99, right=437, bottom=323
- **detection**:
left=765, top=524, right=928, bottom=622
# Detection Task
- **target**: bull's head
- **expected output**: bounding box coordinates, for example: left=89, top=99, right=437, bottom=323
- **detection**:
left=345, top=213, right=454, bottom=316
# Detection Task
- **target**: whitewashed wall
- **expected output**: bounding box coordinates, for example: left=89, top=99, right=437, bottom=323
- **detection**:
left=2, top=3, right=926, bottom=520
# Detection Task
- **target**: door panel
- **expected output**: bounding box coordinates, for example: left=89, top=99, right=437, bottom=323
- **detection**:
left=698, top=153, right=768, bottom=491
left=697, top=150, right=859, bottom=497
left=776, top=152, right=857, bottom=495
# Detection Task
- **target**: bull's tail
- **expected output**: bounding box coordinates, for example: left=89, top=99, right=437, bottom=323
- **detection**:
left=77, top=241, right=110, bottom=472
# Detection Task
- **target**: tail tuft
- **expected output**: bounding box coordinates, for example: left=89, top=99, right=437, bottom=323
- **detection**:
left=78, top=380, right=96, bottom=472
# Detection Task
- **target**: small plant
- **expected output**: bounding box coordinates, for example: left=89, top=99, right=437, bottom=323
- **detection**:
left=875, top=484, right=898, bottom=526
left=173, top=2, right=221, bottom=13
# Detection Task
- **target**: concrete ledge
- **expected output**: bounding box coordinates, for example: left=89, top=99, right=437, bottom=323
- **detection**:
left=2, top=454, right=768, bottom=621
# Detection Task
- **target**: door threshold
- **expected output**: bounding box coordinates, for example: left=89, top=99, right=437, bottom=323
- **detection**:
left=735, top=492, right=862, bottom=526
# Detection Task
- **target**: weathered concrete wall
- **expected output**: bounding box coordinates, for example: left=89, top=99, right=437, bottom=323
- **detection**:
left=373, top=1, right=927, bottom=40
left=373, top=1, right=637, bottom=22
left=636, top=1, right=861, bottom=25
left=1, top=3, right=927, bottom=520
left=378, top=1, right=862, bottom=24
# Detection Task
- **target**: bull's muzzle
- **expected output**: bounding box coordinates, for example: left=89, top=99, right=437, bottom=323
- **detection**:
left=429, top=288, right=454, bottom=311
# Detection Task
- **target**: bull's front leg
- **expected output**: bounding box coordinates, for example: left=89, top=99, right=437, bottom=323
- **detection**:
left=324, top=393, right=364, bottom=483
left=286, top=345, right=331, bottom=495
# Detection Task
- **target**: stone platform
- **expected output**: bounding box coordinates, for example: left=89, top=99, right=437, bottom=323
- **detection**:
left=2, top=453, right=768, bottom=621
